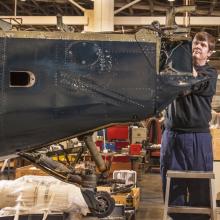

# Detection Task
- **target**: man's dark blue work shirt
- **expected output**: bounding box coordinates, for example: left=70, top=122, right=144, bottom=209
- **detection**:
left=164, top=63, right=218, bottom=133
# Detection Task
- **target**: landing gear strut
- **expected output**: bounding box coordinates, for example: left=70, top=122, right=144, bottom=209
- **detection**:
left=18, top=133, right=115, bottom=218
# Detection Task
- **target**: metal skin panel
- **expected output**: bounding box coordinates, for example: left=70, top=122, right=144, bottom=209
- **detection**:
left=0, top=29, right=196, bottom=157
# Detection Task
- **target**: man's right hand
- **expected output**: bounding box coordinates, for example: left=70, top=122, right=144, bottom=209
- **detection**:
left=193, top=67, right=198, bottom=77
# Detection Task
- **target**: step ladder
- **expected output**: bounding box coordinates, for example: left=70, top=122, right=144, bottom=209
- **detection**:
left=163, top=170, right=216, bottom=220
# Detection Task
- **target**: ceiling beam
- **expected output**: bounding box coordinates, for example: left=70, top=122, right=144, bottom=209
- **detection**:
left=17, top=3, right=32, bottom=16
left=31, top=0, right=48, bottom=15
left=127, top=0, right=134, bottom=15
left=0, top=2, right=13, bottom=13
left=147, top=0, right=154, bottom=16
left=0, top=16, right=87, bottom=26
left=54, top=4, right=64, bottom=14
left=114, top=0, right=141, bottom=15
left=68, top=0, right=86, bottom=12
left=93, top=0, right=114, bottom=32
left=114, top=16, right=220, bottom=26
left=209, top=0, right=217, bottom=15
left=114, top=3, right=220, bottom=16
left=1, top=16, right=220, bottom=26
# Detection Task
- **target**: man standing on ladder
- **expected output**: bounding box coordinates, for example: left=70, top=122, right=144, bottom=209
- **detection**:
left=160, top=32, right=218, bottom=220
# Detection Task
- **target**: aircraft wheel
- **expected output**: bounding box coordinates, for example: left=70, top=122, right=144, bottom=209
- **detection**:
left=93, top=191, right=115, bottom=218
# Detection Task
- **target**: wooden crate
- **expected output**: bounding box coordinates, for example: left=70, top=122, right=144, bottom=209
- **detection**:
left=211, top=128, right=220, bottom=160
left=217, top=207, right=220, bottom=220
left=0, top=159, right=16, bottom=169
left=211, top=128, right=220, bottom=137
left=15, top=165, right=48, bottom=179
left=109, top=162, right=131, bottom=175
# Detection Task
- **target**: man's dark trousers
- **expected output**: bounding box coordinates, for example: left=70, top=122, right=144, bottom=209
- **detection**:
left=160, top=129, right=213, bottom=220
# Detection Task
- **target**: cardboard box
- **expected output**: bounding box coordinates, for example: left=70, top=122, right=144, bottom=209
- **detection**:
left=15, top=165, right=48, bottom=179
left=131, top=128, right=147, bottom=144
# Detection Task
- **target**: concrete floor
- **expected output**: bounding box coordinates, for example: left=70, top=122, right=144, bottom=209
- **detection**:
left=85, top=172, right=165, bottom=220
left=136, top=172, right=164, bottom=220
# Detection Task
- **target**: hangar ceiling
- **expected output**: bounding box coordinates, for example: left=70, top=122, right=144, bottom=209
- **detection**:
left=0, top=0, right=220, bottom=17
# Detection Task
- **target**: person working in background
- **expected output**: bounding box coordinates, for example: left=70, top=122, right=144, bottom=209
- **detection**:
left=160, top=32, right=218, bottom=220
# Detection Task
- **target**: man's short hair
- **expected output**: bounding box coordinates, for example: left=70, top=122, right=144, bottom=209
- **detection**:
left=193, top=32, right=216, bottom=51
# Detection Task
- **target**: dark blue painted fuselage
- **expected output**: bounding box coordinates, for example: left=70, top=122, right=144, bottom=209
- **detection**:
left=0, top=29, right=195, bottom=156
